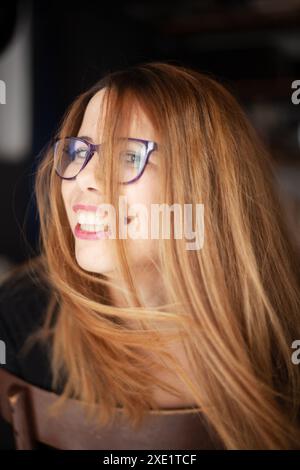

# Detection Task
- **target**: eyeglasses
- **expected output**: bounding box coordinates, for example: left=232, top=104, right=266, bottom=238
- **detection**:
left=53, top=136, right=158, bottom=184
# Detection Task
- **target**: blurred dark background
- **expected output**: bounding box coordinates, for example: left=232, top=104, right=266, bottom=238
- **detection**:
left=1, top=0, right=300, bottom=276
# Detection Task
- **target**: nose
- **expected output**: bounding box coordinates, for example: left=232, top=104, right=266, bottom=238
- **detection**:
left=75, top=152, right=103, bottom=193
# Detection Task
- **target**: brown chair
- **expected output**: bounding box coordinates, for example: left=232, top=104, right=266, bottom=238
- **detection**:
left=0, top=367, right=223, bottom=450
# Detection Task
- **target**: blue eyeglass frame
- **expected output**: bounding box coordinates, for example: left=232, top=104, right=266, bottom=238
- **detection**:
left=53, top=136, right=158, bottom=184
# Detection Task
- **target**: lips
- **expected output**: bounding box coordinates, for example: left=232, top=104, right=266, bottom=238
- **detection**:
left=75, top=223, right=111, bottom=240
left=72, top=202, right=137, bottom=242
left=73, top=203, right=107, bottom=217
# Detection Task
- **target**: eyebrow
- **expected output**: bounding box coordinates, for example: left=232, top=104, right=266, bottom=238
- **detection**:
left=78, top=135, right=94, bottom=143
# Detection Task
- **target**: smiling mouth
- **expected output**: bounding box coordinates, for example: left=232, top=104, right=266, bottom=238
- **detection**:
left=75, top=215, right=135, bottom=238
left=79, top=223, right=110, bottom=233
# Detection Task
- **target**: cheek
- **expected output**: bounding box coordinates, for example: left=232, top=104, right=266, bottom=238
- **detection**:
left=61, top=181, right=74, bottom=225
left=61, top=180, right=77, bottom=208
left=61, top=180, right=68, bottom=205
left=125, top=173, right=161, bottom=209
left=124, top=176, right=161, bottom=246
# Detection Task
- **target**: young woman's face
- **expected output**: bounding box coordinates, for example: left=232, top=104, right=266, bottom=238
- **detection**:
left=61, top=88, right=162, bottom=275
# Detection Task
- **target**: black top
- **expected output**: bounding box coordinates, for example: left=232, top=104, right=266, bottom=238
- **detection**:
left=0, top=267, right=55, bottom=386
left=0, top=261, right=56, bottom=449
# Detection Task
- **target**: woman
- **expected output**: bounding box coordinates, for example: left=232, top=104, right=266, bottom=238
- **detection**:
left=0, top=61, right=300, bottom=449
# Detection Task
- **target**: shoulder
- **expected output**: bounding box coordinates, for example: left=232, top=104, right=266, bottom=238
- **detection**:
left=0, top=256, right=56, bottom=390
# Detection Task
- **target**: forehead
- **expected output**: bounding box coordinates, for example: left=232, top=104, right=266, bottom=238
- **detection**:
left=78, top=88, right=156, bottom=142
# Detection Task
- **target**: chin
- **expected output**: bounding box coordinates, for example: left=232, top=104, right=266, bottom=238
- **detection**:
left=75, top=245, right=114, bottom=274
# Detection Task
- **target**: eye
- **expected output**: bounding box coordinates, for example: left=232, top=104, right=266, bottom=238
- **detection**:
left=72, top=148, right=89, bottom=160
left=124, top=151, right=141, bottom=166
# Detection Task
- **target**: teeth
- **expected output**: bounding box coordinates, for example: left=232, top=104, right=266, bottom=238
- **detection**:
left=80, top=224, right=109, bottom=232
left=77, top=210, right=135, bottom=232
left=77, top=210, right=108, bottom=225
